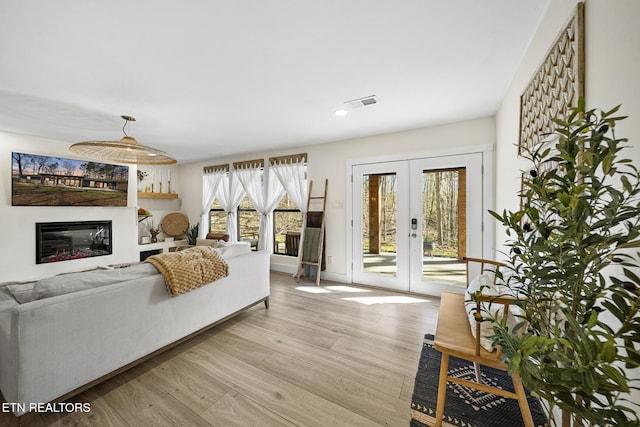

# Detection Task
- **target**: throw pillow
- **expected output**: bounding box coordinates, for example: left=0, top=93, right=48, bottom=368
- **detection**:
left=196, top=238, right=223, bottom=248
left=31, top=263, right=159, bottom=301
left=3, top=281, right=36, bottom=304
left=464, top=273, right=522, bottom=352
left=217, top=241, right=251, bottom=259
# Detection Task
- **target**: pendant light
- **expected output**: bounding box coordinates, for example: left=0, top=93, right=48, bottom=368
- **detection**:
left=69, top=115, right=177, bottom=165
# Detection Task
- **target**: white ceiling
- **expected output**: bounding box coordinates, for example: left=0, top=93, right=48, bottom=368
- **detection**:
left=0, top=1, right=549, bottom=164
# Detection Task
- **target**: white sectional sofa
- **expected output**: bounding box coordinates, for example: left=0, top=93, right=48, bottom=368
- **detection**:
left=0, top=247, right=269, bottom=416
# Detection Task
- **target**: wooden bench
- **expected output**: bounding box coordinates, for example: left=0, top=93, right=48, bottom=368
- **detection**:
left=433, top=258, right=534, bottom=427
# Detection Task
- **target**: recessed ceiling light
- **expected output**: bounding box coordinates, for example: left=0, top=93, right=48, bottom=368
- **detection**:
left=335, top=109, right=349, bottom=117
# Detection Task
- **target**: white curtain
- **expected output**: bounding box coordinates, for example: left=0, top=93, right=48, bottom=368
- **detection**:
left=271, top=159, right=308, bottom=263
left=215, top=171, right=245, bottom=242
left=236, top=165, right=285, bottom=252
left=200, top=168, right=226, bottom=238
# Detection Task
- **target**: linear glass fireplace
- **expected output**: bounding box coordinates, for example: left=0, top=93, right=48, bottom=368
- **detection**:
left=36, top=220, right=112, bottom=264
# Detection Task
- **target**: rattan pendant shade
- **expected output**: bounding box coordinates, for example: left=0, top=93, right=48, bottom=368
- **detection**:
left=69, top=116, right=177, bottom=165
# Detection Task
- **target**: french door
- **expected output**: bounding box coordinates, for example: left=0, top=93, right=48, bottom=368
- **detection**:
left=351, top=153, right=484, bottom=296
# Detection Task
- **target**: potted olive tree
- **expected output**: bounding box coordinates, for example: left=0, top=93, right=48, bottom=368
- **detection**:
left=489, top=100, right=640, bottom=426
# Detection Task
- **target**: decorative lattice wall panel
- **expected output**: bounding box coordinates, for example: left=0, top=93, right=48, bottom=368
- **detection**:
left=519, top=2, right=584, bottom=155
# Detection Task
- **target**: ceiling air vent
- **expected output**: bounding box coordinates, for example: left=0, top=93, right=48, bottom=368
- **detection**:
left=344, top=95, right=378, bottom=109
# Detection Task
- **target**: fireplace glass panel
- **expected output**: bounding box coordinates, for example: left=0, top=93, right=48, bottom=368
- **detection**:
left=36, top=220, right=112, bottom=264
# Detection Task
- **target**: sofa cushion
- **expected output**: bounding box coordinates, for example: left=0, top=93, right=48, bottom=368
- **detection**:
left=196, top=238, right=224, bottom=248
left=6, top=282, right=36, bottom=304
left=2, top=265, right=117, bottom=304
left=30, top=263, right=160, bottom=301
left=0, top=282, right=19, bottom=302
left=1, top=280, right=37, bottom=304
left=218, top=242, right=251, bottom=259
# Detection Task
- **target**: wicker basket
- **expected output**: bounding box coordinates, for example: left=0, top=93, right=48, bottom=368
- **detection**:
left=161, top=212, right=189, bottom=236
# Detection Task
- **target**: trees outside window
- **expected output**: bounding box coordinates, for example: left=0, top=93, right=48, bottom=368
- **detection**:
left=208, top=199, right=227, bottom=235
left=273, top=193, right=303, bottom=255
left=209, top=174, right=304, bottom=255
left=238, top=194, right=260, bottom=249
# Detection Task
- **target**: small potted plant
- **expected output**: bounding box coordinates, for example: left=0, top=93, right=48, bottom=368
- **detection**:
left=149, top=226, right=160, bottom=243
left=187, top=223, right=199, bottom=246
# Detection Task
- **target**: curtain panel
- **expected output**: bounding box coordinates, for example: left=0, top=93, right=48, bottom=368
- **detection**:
left=215, top=170, right=245, bottom=242
left=200, top=164, right=228, bottom=238
left=234, top=159, right=285, bottom=252
left=270, top=153, right=308, bottom=263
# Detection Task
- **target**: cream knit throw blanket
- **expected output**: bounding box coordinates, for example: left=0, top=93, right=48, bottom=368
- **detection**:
left=146, top=246, right=229, bottom=296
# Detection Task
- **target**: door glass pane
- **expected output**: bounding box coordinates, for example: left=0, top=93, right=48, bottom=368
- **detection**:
left=421, top=168, right=466, bottom=285
left=362, top=173, right=397, bottom=276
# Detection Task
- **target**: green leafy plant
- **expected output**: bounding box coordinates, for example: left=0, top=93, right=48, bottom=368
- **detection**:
left=187, top=222, right=199, bottom=246
left=489, top=100, right=640, bottom=426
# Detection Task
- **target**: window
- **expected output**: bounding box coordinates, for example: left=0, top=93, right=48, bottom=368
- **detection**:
left=238, top=195, right=260, bottom=250
left=208, top=195, right=260, bottom=250
left=207, top=157, right=306, bottom=254
left=208, top=199, right=227, bottom=235
left=273, top=193, right=303, bottom=256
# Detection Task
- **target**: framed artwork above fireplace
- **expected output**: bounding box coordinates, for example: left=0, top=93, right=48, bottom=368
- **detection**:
left=11, top=152, right=129, bottom=206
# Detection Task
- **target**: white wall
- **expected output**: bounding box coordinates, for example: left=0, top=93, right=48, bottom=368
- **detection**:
left=495, top=0, right=640, bottom=413
left=495, top=0, right=640, bottom=252
left=178, top=116, right=496, bottom=282
left=0, top=114, right=495, bottom=282
left=0, top=132, right=140, bottom=282
left=135, top=165, right=183, bottom=242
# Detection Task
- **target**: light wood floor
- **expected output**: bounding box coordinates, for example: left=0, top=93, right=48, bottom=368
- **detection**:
left=1, top=272, right=440, bottom=427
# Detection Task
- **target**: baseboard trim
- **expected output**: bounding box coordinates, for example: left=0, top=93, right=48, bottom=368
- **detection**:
left=269, top=263, right=348, bottom=284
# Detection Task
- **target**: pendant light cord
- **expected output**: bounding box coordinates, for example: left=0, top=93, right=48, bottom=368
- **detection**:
left=121, top=115, right=136, bottom=137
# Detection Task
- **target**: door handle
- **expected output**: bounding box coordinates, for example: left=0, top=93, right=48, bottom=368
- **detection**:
left=411, top=233, right=417, bottom=238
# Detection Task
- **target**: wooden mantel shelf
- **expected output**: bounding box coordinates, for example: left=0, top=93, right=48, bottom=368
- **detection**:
left=138, top=192, right=179, bottom=199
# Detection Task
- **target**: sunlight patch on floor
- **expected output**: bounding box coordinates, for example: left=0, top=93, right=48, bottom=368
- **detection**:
left=294, top=285, right=430, bottom=304
left=342, top=296, right=432, bottom=305
left=295, top=286, right=332, bottom=293
left=325, top=285, right=372, bottom=293
left=296, top=285, right=373, bottom=294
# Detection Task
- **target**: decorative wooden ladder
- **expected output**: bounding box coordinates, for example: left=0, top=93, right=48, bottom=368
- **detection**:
left=295, top=179, right=328, bottom=286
